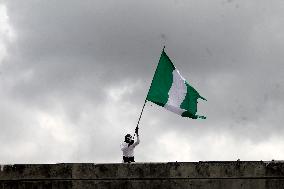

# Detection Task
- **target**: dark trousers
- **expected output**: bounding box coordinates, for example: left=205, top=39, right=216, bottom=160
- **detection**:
left=123, top=156, right=135, bottom=163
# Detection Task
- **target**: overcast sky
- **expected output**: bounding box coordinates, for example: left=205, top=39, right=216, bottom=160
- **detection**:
left=0, top=0, right=283, bottom=163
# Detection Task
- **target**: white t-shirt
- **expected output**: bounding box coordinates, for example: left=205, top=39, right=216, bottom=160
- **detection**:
left=120, top=136, right=140, bottom=157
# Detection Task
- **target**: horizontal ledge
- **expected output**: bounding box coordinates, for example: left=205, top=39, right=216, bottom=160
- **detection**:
left=1, top=177, right=284, bottom=182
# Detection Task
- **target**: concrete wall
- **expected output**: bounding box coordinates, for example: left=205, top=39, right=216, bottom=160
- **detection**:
left=0, top=161, right=284, bottom=189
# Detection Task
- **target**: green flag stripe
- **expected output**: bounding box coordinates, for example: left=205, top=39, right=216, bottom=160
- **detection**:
left=180, top=82, right=201, bottom=115
left=146, top=51, right=175, bottom=106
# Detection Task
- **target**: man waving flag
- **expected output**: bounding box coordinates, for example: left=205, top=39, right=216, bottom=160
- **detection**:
left=146, top=49, right=206, bottom=119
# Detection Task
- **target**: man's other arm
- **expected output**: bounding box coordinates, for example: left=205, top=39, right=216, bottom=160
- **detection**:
left=120, top=143, right=128, bottom=151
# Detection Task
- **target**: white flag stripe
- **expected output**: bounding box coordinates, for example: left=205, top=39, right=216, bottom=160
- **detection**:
left=164, top=104, right=185, bottom=115
left=165, top=69, right=187, bottom=115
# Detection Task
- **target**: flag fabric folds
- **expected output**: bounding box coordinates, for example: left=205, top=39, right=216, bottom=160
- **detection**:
left=146, top=49, right=206, bottom=119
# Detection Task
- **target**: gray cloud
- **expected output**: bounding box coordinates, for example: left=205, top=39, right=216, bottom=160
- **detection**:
left=0, top=0, right=284, bottom=163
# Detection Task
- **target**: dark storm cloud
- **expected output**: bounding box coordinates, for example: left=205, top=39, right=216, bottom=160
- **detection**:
left=0, top=0, right=283, bottom=162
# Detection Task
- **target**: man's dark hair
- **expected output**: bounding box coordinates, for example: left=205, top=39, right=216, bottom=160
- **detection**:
left=124, top=134, right=131, bottom=142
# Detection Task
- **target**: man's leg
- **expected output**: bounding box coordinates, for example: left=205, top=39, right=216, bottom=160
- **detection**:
left=123, top=156, right=128, bottom=163
left=129, top=156, right=135, bottom=162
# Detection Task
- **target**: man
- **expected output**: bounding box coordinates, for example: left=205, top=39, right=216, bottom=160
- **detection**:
left=120, top=127, right=140, bottom=163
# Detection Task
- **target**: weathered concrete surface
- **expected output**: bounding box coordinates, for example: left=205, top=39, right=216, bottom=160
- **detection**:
left=0, top=161, right=284, bottom=188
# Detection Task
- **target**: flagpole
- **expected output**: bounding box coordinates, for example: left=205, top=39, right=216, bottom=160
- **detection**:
left=134, top=46, right=164, bottom=134
left=136, top=99, right=147, bottom=129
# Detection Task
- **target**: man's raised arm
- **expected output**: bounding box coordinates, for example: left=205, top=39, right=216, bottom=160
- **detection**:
left=132, top=127, right=140, bottom=147
left=132, top=135, right=140, bottom=147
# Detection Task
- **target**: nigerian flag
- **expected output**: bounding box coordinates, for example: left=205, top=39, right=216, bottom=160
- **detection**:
left=146, top=49, right=206, bottom=119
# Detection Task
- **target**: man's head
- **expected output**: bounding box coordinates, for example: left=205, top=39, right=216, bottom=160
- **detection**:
left=124, top=134, right=133, bottom=143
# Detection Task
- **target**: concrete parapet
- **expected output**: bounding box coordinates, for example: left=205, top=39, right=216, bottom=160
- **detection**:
left=0, top=161, right=284, bottom=188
